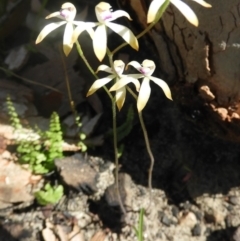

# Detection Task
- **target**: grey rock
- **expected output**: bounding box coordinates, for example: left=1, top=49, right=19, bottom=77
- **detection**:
left=233, top=226, right=240, bottom=241
left=192, top=223, right=201, bottom=236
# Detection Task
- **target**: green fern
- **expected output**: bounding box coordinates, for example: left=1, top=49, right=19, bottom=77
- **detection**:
left=6, top=97, right=63, bottom=174
left=6, top=96, right=22, bottom=130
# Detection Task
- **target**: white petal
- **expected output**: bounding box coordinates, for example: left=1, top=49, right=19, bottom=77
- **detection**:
left=150, top=76, right=172, bottom=100
left=116, top=87, right=126, bottom=111
left=106, top=22, right=139, bottom=50
left=35, top=22, right=66, bottom=44
left=93, top=25, right=107, bottom=61
left=113, top=60, right=125, bottom=75
left=137, top=78, right=151, bottom=112
left=85, top=22, right=97, bottom=39
left=60, top=2, right=77, bottom=21
left=171, top=0, right=199, bottom=26
left=127, top=61, right=142, bottom=71
left=63, top=22, right=74, bottom=56
left=85, top=27, right=95, bottom=39
left=87, top=75, right=115, bottom=96
left=192, top=0, right=212, bottom=8
left=72, top=25, right=86, bottom=43
left=96, top=65, right=113, bottom=74
left=127, top=73, right=144, bottom=79
left=147, top=0, right=165, bottom=23
left=95, top=2, right=112, bottom=22
left=72, top=22, right=96, bottom=41
left=142, top=59, right=156, bottom=75
left=110, top=77, right=140, bottom=92
left=110, top=10, right=132, bottom=21
left=45, top=11, right=61, bottom=19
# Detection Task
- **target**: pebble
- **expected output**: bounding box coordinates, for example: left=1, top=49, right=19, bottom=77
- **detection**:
left=229, top=196, right=240, bottom=206
left=233, top=226, right=240, bottom=241
left=171, top=206, right=179, bottom=217
left=204, top=227, right=212, bottom=236
left=194, top=211, right=203, bottom=221
left=192, top=223, right=201, bottom=236
left=181, top=202, right=191, bottom=210
left=161, top=214, right=171, bottom=227
left=179, top=211, right=197, bottom=229
left=227, top=204, right=234, bottom=212
left=158, top=211, right=164, bottom=220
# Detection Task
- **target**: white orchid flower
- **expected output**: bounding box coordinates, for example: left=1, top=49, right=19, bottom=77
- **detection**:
left=73, top=2, right=139, bottom=62
left=36, top=2, right=95, bottom=56
left=117, top=59, right=172, bottom=112
left=87, top=60, right=140, bottom=110
left=147, top=0, right=212, bottom=26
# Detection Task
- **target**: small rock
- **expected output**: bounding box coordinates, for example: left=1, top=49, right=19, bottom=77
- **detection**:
left=179, top=211, right=197, bottom=229
left=229, top=196, right=240, bottom=206
left=233, top=226, right=240, bottom=241
left=204, top=213, right=216, bottom=224
left=225, top=214, right=240, bottom=227
left=204, top=227, right=212, bottom=236
left=158, top=211, right=164, bottom=220
left=161, top=214, right=171, bottom=227
left=226, top=215, right=233, bottom=228
left=192, top=223, right=201, bottom=236
left=227, top=204, right=234, bottom=211
left=232, top=112, right=240, bottom=120
left=181, top=202, right=191, bottom=210
left=171, top=206, right=179, bottom=217
left=194, top=211, right=202, bottom=221
left=216, top=107, right=228, bottom=121
left=105, top=173, right=132, bottom=209
left=199, top=85, right=215, bottom=101
left=55, top=154, right=98, bottom=194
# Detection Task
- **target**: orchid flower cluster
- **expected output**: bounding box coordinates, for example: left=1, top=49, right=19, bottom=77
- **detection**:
left=36, top=0, right=211, bottom=111
left=35, top=0, right=211, bottom=214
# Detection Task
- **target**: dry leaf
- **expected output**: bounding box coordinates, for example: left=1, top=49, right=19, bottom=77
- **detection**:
left=42, top=227, right=57, bottom=241
left=4, top=45, right=29, bottom=71
left=90, top=230, right=107, bottom=241
left=68, top=224, right=85, bottom=241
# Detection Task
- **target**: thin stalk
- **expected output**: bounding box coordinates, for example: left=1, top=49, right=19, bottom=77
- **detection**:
left=75, top=40, right=113, bottom=101
left=112, top=0, right=170, bottom=55
left=107, top=48, right=126, bottom=214
left=59, top=45, right=76, bottom=117
left=0, top=67, right=61, bottom=93
left=127, top=86, right=154, bottom=201
left=112, top=100, right=126, bottom=215
left=75, top=41, right=125, bottom=213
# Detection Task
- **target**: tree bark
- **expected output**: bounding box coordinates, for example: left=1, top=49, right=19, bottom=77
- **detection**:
left=119, top=0, right=240, bottom=141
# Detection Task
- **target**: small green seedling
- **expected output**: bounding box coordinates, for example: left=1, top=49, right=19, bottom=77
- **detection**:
left=35, top=183, right=64, bottom=205
left=134, top=208, right=144, bottom=241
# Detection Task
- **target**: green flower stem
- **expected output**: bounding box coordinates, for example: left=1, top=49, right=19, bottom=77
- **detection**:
left=112, top=99, right=126, bottom=215
left=75, top=42, right=125, bottom=213
left=0, top=67, right=61, bottom=93
left=59, top=45, right=76, bottom=119
left=127, top=86, right=154, bottom=200
left=112, top=0, right=170, bottom=55
left=75, top=40, right=113, bottom=101
left=107, top=48, right=126, bottom=214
